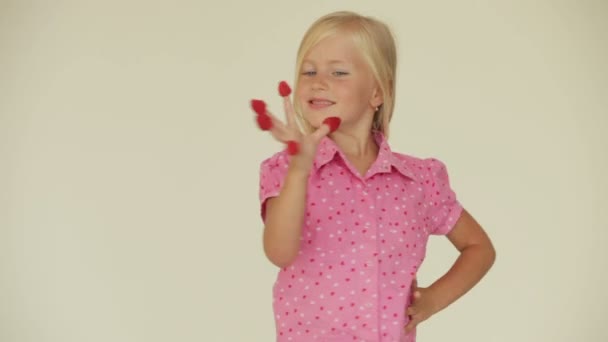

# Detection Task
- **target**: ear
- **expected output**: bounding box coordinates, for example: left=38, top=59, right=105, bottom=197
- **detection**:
left=370, top=83, right=384, bottom=109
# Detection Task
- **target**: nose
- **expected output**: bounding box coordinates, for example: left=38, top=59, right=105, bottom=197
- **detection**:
left=311, top=74, right=328, bottom=91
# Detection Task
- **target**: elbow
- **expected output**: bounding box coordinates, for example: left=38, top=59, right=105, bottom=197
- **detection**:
left=264, top=248, right=297, bottom=268
left=464, top=239, right=496, bottom=271
left=482, top=240, right=497, bottom=270
left=489, top=243, right=497, bottom=267
left=270, top=258, right=293, bottom=269
left=263, top=233, right=299, bottom=268
left=262, top=219, right=301, bottom=268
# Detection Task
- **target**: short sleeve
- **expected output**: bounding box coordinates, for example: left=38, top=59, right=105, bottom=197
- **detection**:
left=425, top=158, right=464, bottom=235
left=258, top=152, right=290, bottom=222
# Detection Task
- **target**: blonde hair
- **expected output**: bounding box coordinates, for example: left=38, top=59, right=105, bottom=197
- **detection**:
left=293, top=11, right=397, bottom=137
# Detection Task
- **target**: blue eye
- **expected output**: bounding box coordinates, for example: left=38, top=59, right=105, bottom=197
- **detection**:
left=333, top=71, right=349, bottom=76
left=301, top=71, right=316, bottom=76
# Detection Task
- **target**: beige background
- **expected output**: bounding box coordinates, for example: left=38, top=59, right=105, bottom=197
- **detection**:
left=1, top=0, right=606, bottom=341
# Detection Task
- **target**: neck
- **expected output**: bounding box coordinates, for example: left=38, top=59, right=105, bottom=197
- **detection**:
left=330, top=127, right=378, bottom=158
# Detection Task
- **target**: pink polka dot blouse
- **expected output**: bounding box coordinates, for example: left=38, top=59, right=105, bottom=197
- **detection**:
left=258, top=132, right=463, bottom=342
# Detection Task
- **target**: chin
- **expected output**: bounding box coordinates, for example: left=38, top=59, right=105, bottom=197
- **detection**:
left=308, top=109, right=339, bottom=121
left=303, top=114, right=324, bottom=129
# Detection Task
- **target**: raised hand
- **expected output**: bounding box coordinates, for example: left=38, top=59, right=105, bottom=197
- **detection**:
left=251, top=81, right=341, bottom=173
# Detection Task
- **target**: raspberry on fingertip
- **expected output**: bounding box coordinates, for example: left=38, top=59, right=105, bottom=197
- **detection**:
left=251, top=99, right=267, bottom=116
left=256, top=114, right=273, bottom=131
left=286, top=140, right=299, bottom=155
left=278, top=81, right=292, bottom=97
left=322, top=117, right=341, bottom=133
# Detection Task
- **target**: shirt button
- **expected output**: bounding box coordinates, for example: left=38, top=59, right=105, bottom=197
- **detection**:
left=366, top=303, right=373, bottom=308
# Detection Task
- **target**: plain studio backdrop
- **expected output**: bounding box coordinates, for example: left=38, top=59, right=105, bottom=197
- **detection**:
left=1, top=1, right=606, bottom=341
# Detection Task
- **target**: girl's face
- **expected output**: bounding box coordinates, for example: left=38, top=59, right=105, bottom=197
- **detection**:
left=296, top=32, right=382, bottom=131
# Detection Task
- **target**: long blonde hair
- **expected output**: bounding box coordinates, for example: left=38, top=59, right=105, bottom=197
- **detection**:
left=293, top=11, right=397, bottom=137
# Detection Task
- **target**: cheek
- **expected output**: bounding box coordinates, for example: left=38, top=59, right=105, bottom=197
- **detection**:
left=335, top=82, right=362, bottom=100
left=295, top=86, right=308, bottom=107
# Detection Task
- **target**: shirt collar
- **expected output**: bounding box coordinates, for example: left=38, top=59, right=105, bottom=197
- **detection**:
left=312, top=132, right=417, bottom=180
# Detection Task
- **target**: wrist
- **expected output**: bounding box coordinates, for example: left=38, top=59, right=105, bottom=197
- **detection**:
left=425, top=284, right=449, bottom=314
left=287, top=160, right=311, bottom=180
left=287, top=155, right=313, bottom=176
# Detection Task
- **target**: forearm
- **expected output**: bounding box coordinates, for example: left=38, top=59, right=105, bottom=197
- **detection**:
left=263, top=164, right=309, bottom=268
left=428, top=242, right=496, bottom=313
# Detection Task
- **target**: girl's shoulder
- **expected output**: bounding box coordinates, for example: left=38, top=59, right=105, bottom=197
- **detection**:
left=259, top=149, right=291, bottom=174
left=390, top=150, right=453, bottom=180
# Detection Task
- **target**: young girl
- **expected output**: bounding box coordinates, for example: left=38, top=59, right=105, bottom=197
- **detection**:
left=252, top=11, right=495, bottom=342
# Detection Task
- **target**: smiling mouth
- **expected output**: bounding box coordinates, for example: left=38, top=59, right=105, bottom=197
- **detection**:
left=308, top=99, right=335, bottom=109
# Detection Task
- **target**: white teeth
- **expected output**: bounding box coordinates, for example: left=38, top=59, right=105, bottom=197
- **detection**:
left=311, top=100, right=333, bottom=105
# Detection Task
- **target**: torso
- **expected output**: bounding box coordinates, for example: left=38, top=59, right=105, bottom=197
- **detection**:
left=259, top=133, right=462, bottom=342
left=274, top=159, right=427, bottom=341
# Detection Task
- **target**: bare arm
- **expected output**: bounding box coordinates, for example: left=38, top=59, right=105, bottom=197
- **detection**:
left=262, top=165, right=309, bottom=268
left=428, top=208, right=496, bottom=311
left=405, top=208, right=496, bottom=332
left=252, top=80, right=335, bottom=268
